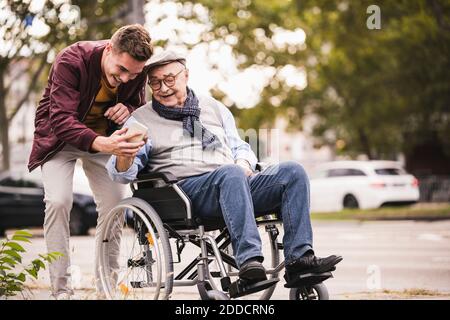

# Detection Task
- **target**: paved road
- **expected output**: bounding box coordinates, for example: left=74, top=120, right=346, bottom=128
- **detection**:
left=7, top=219, right=450, bottom=300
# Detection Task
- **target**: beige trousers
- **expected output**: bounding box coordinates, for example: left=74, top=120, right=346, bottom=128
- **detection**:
left=41, top=144, right=128, bottom=297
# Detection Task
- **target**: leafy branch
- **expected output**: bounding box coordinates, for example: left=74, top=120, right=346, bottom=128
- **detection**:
left=0, top=230, right=63, bottom=298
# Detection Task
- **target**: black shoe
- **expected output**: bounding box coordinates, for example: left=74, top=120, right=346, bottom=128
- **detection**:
left=285, top=253, right=343, bottom=279
left=239, top=258, right=267, bottom=283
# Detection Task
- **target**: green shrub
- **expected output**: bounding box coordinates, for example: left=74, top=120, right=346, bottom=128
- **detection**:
left=0, top=230, right=62, bottom=298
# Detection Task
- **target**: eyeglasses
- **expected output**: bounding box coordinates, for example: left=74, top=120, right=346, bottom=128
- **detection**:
left=148, top=68, right=185, bottom=91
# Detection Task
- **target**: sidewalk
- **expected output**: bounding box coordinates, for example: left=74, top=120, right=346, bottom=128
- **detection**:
left=13, top=286, right=450, bottom=300
left=4, top=219, right=450, bottom=300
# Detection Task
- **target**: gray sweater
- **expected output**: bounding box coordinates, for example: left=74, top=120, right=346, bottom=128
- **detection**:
left=130, top=95, right=235, bottom=179
left=106, top=93, right=258, bottom=183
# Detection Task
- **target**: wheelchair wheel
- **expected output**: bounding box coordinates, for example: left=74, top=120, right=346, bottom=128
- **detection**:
left=289, top=282, right=329, bottom=300
left=97, top=197, right=173, bottom=300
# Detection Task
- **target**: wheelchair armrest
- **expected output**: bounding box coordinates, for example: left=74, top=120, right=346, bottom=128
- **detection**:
left=135, top=171, right=179, bottom=184
left=255, top=162, right=269, bottom=172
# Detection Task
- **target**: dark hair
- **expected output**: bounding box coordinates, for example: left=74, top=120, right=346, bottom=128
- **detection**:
left=110, top=24, right=153, bottom=61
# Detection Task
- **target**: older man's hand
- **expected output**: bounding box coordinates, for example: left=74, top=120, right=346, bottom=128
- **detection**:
left=104, top=103, right=130, bottom=125
left=236, top=159, right=254, bottom=177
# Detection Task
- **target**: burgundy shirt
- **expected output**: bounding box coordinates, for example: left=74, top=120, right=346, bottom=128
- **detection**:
left=28, top=40, right=147, bottom=172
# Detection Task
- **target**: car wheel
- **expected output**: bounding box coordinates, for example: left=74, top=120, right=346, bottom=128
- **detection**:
left=70, top=206, right=89, bottom=236
left=343, top=194, right=359, bottom=209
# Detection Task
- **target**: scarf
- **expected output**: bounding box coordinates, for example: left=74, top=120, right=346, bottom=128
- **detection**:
left=152, top=87, right=222, bottom=150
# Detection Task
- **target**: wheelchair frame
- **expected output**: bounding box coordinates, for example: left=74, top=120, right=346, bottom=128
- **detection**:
left=97, top=169, right=332, bottom=300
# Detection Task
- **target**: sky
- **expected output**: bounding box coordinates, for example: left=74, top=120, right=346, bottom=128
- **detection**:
left=1, top=0, right=307, bottom=109
left=144, top=0, right=307, bottom=108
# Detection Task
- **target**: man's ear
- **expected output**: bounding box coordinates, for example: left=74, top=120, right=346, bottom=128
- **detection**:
left=104, top=42, right=112, bottom=54
left=185, top=68, right=189, bottom=82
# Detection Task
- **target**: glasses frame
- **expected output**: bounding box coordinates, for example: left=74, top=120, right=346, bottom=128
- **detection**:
left=148, top=68, right=185, bottom=91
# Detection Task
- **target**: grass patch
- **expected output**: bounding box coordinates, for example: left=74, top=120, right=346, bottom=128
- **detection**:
left=339, top=289, right=450, bottom=299
left=311, top=204, right=450, bottom=221
left=382, top=288, right=445, bottom=297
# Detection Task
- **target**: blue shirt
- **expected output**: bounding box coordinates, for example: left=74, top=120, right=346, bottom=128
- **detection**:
left=106, top=101, right=258, bottom=184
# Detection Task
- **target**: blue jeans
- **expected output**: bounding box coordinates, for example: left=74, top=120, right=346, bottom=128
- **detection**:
left=178, top=161, right=313, bottom=268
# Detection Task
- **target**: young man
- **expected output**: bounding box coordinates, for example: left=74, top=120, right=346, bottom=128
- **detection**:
left=27, top=24, right=153, bottom=299
left=106, top=50, right=342, bottom=289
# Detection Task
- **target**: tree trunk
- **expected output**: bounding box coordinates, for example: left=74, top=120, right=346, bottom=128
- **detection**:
left=0, top=69, right=10, bottom=171
left=405, top=139, right=450, bottom=175
left=357, top=128, right=375, bottom=160
left=8, top=56, right=48, bottom=122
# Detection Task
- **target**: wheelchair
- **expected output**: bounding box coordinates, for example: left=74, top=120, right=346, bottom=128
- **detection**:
left=97, top=166, right=335, bottom=300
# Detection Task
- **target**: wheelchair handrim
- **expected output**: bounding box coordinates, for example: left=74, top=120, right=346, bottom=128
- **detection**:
left=98, top=203, right=166, bottom=300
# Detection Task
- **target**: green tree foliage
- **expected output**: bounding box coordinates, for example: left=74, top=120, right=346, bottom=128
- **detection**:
left=179, top=0, right=450, bottom=170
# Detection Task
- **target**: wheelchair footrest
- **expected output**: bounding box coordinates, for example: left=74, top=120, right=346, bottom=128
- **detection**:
left=229, top=278, right=279, bottom=298
left=130, top=281, right=144, bottom=288
left=284, top=271, right=333, bottom=288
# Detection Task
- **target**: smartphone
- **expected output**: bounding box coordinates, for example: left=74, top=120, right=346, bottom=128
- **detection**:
left=127, top=121, right=148, bottom=142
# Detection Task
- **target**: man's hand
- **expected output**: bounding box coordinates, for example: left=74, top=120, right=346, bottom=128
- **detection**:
left=91, top=127, right=145, bottom=157
left=235, top=159, right=254, bottom=177
left=104, top=103, right=130, bottom=125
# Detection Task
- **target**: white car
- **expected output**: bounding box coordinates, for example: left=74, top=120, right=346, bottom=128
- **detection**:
left=309, top=161, right=420, bottom=213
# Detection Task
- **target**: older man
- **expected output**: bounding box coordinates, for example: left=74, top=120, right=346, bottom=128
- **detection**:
left=106, top=50, right=342, bottom=287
